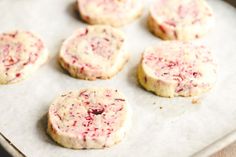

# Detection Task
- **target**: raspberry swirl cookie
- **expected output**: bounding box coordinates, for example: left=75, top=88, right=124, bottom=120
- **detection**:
left=77, top=0, right=143, bottom=27
left=47, top=88, right=131, bottom=149
left=138, top=41, right=217, bottom=97
left=0, top=31, right=48, bottom=84
left=148, top=0, right=214, bottom=40
left=59, top=25, right=129, bottom=80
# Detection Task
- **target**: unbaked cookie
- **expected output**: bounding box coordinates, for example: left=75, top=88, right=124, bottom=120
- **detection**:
left=138, top=41, right=217, bottom=97
left=59, top=25, right=129, bottom=80
left=0, top=30, right=48, bottom=84
left=148, top=0, right=214, bottom=40
left=77, top=0, right=143, bottom=27
left=47, top=88, right=131, bottom=149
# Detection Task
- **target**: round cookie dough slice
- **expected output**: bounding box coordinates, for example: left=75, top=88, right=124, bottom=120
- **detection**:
left=138, top=41, right=217, bottom=97
left=148, top=0, right=214, bottom=40
left=59, top=25, right=129, bottom=80
left=77, top=0, right=143, bottom=27
left=0, top=31, right=48, bottom=84
left=47, top=88, right=131, bottom=149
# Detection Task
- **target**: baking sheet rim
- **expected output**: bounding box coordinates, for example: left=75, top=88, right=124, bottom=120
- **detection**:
left=1, top=129, right=236, bottom=157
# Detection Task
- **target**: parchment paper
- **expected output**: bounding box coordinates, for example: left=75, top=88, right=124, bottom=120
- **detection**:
left=0, top=0, right=236, bottom=157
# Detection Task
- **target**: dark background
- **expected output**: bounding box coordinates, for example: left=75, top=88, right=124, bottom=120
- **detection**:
left=0, top=146, right=11, bottom=157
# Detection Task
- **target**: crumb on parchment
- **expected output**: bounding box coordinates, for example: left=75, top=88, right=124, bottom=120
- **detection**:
left=192, top=98, right=201, bottom=104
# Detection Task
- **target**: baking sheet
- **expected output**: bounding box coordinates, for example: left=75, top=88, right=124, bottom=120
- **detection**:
left=0, top=0, right=236, bottom=157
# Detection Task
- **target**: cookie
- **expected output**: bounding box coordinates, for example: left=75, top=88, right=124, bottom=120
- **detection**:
left=138, top=41, right=217, bottom=97
left=148, top=0, right=214, bottom=40
left=59, top=25, right=129, bottom=80
left=47, top=88, right=131, bottom=149
left=0, top=30, right=48, bottom=84
left=77, top=0, right=143, bottom=27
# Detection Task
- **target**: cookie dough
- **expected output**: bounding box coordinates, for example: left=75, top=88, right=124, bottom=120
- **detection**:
left=77, top=0, right=143, bottom=27
left=148, top=0, right=214, bottom=40
left=59, top=25, right=129, bottom=80
left=47, top=88, right=131, bottom=149
left=0, top=30, right=48, bottom=84
left=138, top=41, right=217, bottom=97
